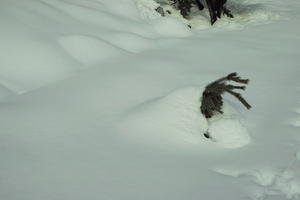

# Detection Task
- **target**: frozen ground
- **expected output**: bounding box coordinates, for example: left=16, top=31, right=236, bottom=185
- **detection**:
left=0, top=0, right=300, bottom=199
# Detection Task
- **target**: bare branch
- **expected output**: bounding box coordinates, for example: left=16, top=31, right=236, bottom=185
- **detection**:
left=200, top=72, right=251, bottom=118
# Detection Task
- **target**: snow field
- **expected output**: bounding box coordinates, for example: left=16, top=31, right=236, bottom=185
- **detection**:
left=0, top=0, right=160, bottom=96
left=0, top=0, right=284, bottom=96
left=0, top=0, right=300, bottom=200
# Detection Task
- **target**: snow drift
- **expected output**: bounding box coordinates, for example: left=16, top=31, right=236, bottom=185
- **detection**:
left=119, top=86, right=250, bottom=150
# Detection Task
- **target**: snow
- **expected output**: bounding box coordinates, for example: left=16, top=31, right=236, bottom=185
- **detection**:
left=151, top=17, right=193, bottom=37
left=297, top=151, right=300, bottom=161
left=0, top=0, right=300, bottom=199
left=0, top=32, right=75, bottom=93
left=139, top=0, right=280, bottom=29
left=213, top=166, right=300, bottom=199
left=58, top=35, right=127, bottom=65
left=119, top=86, right=250, bottom=150
left=208, top=102, right=251, bottom=148
left=119, top=86, right=209, bottom=149
left=135, top=0, right=161, bottom=19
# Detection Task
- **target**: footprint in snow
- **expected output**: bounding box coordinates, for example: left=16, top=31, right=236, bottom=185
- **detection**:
left=213, top=163, right=300, bottom=200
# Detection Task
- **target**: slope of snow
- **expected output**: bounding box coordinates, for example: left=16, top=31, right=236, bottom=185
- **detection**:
left=0, top=0, right=300, bottom=200
left=119, top=86, right=250, bottom=150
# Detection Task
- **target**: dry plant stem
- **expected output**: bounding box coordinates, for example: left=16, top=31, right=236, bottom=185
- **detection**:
left=200, top=72, right=251, bottom=119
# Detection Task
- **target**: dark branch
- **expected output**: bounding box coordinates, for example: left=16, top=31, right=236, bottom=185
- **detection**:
left=200, top=72, right=251, bottom=118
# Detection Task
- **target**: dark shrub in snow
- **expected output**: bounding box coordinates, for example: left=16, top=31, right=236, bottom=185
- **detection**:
left=159, top=0, right=234, bottom=25
left=201, top=72, right=251, bottom=118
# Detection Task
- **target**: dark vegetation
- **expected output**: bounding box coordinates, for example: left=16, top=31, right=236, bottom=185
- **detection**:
left=201, top=72, right=251, bottom=119
left=162, top=0, right=234, bottom=25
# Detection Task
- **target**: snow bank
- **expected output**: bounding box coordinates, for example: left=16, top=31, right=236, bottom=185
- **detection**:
left=208, top=103, right=251, bottom=148
left=119, top=86, right=250, bottom=150
left=136, top=0, right=280, bottom=30
left=119, top=86, right=208, bottom=148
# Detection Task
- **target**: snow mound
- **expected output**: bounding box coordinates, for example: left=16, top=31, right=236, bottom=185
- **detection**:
left=208, top=117, right=250, bottom=149
left=119, top=86, right=250, bottom=150
left=0, top=37, right=74, bottom=93
left=136, top=0, right=279, bottom=30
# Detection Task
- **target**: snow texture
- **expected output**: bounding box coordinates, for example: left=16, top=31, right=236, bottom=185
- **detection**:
left=0, top=0, right=300, bottom=200
left=214, top=165, right=300, bottom=199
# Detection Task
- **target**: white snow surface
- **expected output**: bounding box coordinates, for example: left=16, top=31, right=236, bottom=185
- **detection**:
left=0, top=0, right=300, bottom=200
left=119, top=86, right=250, bottom=150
